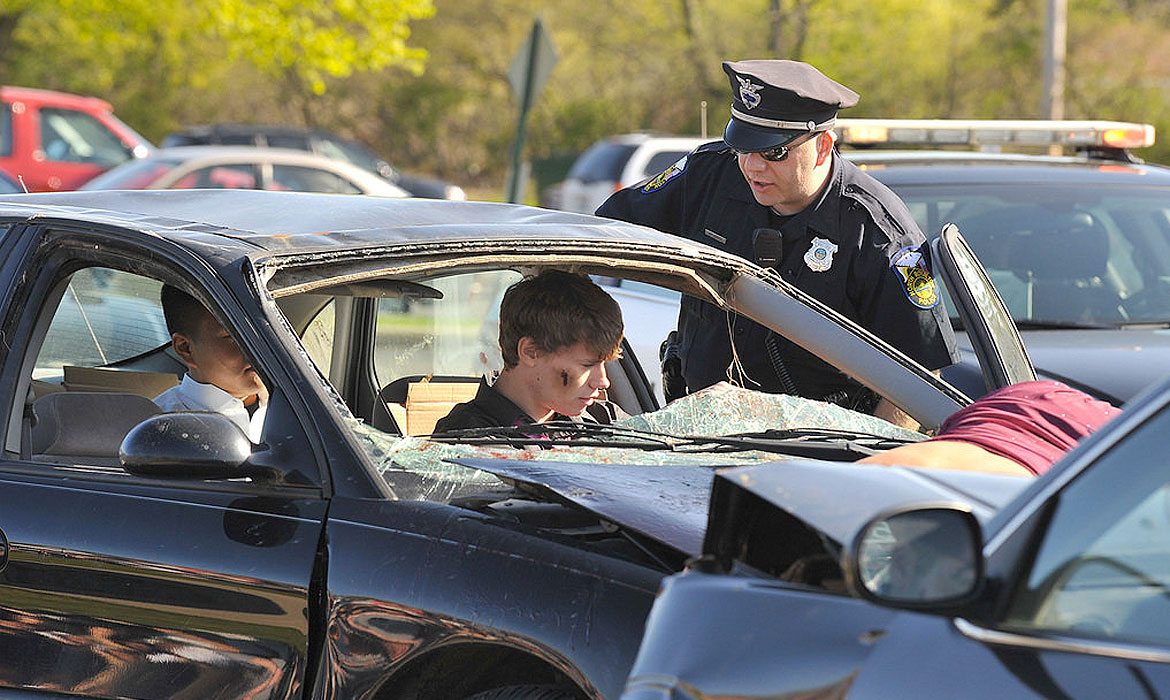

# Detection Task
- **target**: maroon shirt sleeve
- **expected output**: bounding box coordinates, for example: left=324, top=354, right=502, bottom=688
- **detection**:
left=927, top=380, right=1122, bottom=475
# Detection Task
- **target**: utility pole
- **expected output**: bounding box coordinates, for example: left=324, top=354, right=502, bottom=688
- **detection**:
left=1042, top=0, right=1066, bottom=120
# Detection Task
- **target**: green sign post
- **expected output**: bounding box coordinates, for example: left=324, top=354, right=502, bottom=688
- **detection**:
left=505, top=18, right=558, bottom=203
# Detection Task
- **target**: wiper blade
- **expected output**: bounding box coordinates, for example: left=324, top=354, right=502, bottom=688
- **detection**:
left=429, top=422, right=920, bottom=458
left=1015, top=319, right=1115, bottom=330
left=688, top=428, right=921, bottom=458
left=428, top=421, right=683, bottom=449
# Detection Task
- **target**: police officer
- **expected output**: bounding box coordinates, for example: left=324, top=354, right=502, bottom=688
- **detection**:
left=597, top=59, right=957, bottom=426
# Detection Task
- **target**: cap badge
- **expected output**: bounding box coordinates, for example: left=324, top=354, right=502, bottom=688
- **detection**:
left=736, top=76, right=762, bottom=110
left=804, top=237, right=837, bottom=273
left=891, top=245, right=940, bottom=309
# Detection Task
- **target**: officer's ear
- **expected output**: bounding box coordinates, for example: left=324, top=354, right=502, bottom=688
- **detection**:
left=814, top=131, right=834, bottom=166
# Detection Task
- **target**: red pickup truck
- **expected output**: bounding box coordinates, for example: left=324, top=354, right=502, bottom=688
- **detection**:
left=0, top=86, right=152, bottom=191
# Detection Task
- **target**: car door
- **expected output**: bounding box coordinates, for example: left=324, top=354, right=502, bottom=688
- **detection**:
left=0, top=222, right=326, bottom=698
left=932, top=223, right=1036, bottom=392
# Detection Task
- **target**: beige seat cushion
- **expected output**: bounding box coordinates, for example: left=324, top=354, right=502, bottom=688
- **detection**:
left=404, top=381, right=479, bottom=436
left=63, top=366, right=180, bottom=399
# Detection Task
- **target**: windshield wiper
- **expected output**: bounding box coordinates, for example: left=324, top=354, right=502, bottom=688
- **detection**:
left=1014, top=319, right=1116, bottom=330
left=427, top=421, right=682, bottom=450
left=427, top=422, right=920, bottom=458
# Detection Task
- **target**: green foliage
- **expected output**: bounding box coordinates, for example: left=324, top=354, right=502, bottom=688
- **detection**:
left=3, top=0, right=1170, bottom=191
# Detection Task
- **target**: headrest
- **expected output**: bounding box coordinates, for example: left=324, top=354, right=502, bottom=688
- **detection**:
left=31, top=392, right=162, bottom=458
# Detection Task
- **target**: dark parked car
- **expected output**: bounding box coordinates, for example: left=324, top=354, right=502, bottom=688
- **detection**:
left=844, top=118, right=1170, bottom=405
left=0, top=190, right=1024, bottom=698
left=622, top=358, right=1170, bottom=699
left=0, top=167, right=18, bottom=193
left=163, top=123, right=466, bottom=200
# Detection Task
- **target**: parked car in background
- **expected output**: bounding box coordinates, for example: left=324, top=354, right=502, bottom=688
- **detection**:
left=0, top=167, right=19, bottom=194
left=556, top=133, right=712, bottom=214
left=0, top=86, right=152, bottom=191
left=0, top=189, right=1027, bottom=699
left=162, top=123, right=466, bottom=200
left=843, top=119, right=1170, bottom=405
left=79, top=145, right=410, bottom=197
left=604, top=120, right=1170, bottom=406
left=623, top=372, right=1170, bottom=699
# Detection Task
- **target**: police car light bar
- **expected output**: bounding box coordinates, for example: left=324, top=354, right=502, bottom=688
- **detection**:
left=834, top=119, right=1155, bottom=150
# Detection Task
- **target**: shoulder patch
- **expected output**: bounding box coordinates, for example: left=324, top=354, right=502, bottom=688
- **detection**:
left=641, top=154, right=688, bottom=193
left=890, top=245, right=940, bottom=309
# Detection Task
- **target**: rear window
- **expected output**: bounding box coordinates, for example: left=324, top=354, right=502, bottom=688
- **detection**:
left=567, top=142, right=638, bottom=182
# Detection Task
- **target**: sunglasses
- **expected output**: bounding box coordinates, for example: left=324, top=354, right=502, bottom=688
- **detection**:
left=734, top=130, right=822, bottom=162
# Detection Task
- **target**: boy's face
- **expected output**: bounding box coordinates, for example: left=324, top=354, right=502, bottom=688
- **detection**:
left=530, top=341, right=611, bottom=418
left=175, top=311, right=265, bottom=401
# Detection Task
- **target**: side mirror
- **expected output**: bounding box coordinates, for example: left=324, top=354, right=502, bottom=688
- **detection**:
left=846, top=506, right=983, bottom=608
left=120, top=412, right=255, bottom=480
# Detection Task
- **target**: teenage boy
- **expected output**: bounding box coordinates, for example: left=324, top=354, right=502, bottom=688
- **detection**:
left=154, top=285, right=268, bottom=442
left=435, top=270, right=626, bottom=433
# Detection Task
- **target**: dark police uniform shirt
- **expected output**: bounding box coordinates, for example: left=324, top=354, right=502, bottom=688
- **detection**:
left=433, top=378, right=625, bottom=435
left=596, top=142, right=958, bottom=401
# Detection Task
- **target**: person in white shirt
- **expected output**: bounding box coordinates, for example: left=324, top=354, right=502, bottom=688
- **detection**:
left=154, top=285, right=267, bottom=442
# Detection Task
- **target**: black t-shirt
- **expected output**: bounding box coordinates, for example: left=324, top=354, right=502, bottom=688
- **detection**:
left=433, top=378, right=625, bottom=435
left=596, top=143, right=958, bottom=401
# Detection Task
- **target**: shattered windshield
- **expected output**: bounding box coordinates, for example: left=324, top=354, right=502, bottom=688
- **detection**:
left=348, top=382, right=922, bottom=502
left=279, top=264, right=924, bottom=505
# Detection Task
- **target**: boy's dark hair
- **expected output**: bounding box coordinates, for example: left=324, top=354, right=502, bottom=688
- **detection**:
left=160, top=285, right=211, bottom=338
left=498, top=270, right=624, bottom=369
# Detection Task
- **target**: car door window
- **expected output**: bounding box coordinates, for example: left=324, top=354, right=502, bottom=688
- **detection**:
left=268, top=164, right=360, bottom=194
left=0, top=102, right=12, bottom=157
left=35, top=267, right=170, bottom=377
left=372, top=270, right=520, bottom=385
left=171, top=164, right=257, bottom=189
left=38, top=107, right=131, bottom=166
left=1003, top=407, right=1170, bottom=647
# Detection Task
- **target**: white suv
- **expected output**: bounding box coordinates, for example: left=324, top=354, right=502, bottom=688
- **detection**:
left=557, top=133, right=713, bottom=214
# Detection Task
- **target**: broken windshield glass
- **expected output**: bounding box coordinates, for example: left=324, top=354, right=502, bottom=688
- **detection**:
left=348, top=383, right=922, bottom=503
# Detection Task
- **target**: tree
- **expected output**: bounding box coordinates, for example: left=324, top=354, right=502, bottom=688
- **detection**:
left=0, top=0, right=434, bottom=133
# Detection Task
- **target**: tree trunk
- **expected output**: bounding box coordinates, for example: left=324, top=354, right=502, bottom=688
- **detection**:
left=768, top=0, right=811, bottom=60
left=0, top=9, right=27, bottom=83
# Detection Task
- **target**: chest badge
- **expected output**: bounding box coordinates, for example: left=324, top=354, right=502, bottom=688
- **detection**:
left=891, top=245, right=940, bottom=309
left=804, top=237, right=838, bottom=273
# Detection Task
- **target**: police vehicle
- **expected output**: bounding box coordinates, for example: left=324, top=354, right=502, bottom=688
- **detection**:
left=841, top=119, right=1170, bottom=405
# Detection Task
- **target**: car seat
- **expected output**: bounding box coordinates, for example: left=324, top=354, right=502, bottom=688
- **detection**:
left=29, top=392, right=162, bottom=466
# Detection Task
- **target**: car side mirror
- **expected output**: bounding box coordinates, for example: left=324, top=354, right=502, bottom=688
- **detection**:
left=846, top=506, right=983, bottom=608
left=120, top=411, right=260, bottom=480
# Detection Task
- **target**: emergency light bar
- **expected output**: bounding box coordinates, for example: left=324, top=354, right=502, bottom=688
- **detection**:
left=835, top=119, right=1155, bottom=150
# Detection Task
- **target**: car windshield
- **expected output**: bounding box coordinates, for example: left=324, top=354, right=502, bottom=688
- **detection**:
left=892, top=184, right=1170, bottom=327
left=282, top=268, right=923, bottom=503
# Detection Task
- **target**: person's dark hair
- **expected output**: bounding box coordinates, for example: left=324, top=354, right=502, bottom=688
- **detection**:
left=160, top=285, right=211, bottom=338
left=498, top=270, right=624, bottom=369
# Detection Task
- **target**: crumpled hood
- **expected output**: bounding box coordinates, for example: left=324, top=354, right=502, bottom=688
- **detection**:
left=452, top=457, right=1028, bottom=559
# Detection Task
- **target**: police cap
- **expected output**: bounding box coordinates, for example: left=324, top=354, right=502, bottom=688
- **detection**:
left=722, top=59, right=859, bottom=152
